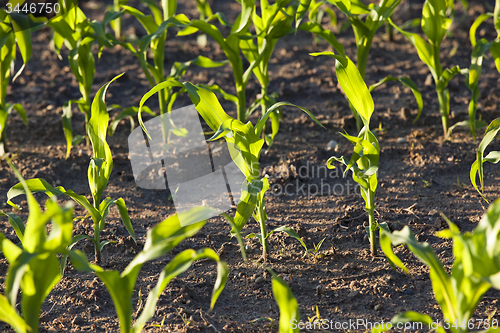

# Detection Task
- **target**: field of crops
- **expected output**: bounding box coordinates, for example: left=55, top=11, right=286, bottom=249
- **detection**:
left=1, top=0, right=500, bottom=332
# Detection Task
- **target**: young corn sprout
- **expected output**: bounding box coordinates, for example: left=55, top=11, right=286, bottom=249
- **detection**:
left=0, top=158, right=75, bottom=333
left=454, top=0, right=500, bottom=138
left=7, top=75, right=135, bottom=264
left=389, top=0, right=466, bottom=139
left=470, top=118, right=500, bottom=203
left=137, top=80, right=323, bottom=262
left=47, top=3, right=121, bottom=157
left=173, top=3, right=260, bottom=123
left=376, top=202, right=500, bottom=333
left=320, top=0, right=422, bottom=131
left=311, top=52, right=380, bottom=256
left=0, top=9, right=31, bottom=156
left=71, top=207, right=228, bottom=333
left=239, top=0, right=296, bottom=146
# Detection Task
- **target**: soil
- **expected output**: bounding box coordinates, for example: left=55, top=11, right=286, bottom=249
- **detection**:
left=1, top=0, right=500, bottom=332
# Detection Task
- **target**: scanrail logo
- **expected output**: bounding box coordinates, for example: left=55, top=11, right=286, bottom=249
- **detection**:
left=128, top=105, right=246, bottom=226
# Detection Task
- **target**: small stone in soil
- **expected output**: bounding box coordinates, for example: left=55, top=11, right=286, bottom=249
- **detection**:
left=72, top=316, right=84, bottom=325
left=402, top=288, right=414, bottom=295
left=326, top=140, right=338, bottom=151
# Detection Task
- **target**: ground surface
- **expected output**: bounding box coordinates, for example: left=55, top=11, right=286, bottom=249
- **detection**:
left=1, top=0, right=500, bottom=332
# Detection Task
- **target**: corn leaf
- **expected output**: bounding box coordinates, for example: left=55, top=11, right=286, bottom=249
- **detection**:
left=470, top=13, right=493, bottom=47
left=7, top=178, right=102, bottom=227
left=491, top=40, right=500, bottom=73
left=470, top=118, right=500, bottom=202
left=133, top=248, right=228, bottom=332
left=421, top=0, right=451, bottom=47
left=268, top=268, right=300, bottom=333
left=296, top=0, right=312, bottom=28
left=0, top=292, right=29, bottom=333
left=379, top=222, right=409, bottom=274
left=0, top=210, right=24, bottom=243
left=311, top=53, right=373, bottom=124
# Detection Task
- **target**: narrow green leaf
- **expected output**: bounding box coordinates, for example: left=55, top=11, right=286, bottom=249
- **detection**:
left=0, top=293, right=29, bottom=333
left=268, top=268, right=300, bottom=333
left=311, top=53, right=374, bottom=124
left=0, top=210, right=24, bottom=243
left=379, top=222, right=409, bottom=274
left=296, top=0, right=312, bottom=28
left=470, top=13, right=493, bottom=47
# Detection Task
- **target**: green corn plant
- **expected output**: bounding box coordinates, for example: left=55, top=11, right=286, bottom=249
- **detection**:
left=181, top=1, right=340, bottom=144
left=69, top=206, right=229, bottom=333
left=7, top=75, right=135, bottom=264
left=375, top=201, right=500, bottom=333
left=47, top=3, right=121, bottom=157
left=238, top=0, right=297, bottom=145
left=319, top=0, right=422, bottom=131
left=137, top=80, right=322, bottom=261
left=312, top=52, right=380, bottom=256
left=174, top=4, right=257, bottom=123
left=459, top=0, right=500, bottom=138
left=389, top=0, right=467, bottom=139
left=296, top=0, right=344, bottom=52
left=172, top=1, right=334, bottom=146
left=0, top=10, right=31, bottom=156
left=106, top=1, right=226, bottom=130
left=470, top=118, right=500, bottom=203
left=112, top=1, right=185, bottom=116
left=0, top=159, right=74, bottom=333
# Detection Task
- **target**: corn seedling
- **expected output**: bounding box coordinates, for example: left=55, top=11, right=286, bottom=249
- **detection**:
left=422, top=179, right=433, bottom=188
left=296, top=0, right=344, bottom=52
left=71, top=206, right=228, bottom=333
left=182, top=1, right=341, bottom=144
left=376, top=202, right=500, bottom=333
left=47, top=3, right=121, bottom=157
left=312, top=52, right=380, bottom=256
left=470, top=118, right=500, bottom=202
left=458, top=0, right=500, bottom=138
left=307, top=306, right=328, bottom=327
left=0, top=9, right=31, bottom=156
left=389, top=0, right=467, bottom=139
left=312, top=0, right=422, bottom=131
left=7, top=75, right=135, bottom=264
left=0, top=158, right=74, bottom=333
left=174, top=4, right=258, bottom=122
left=138, top=81, right=322, bottom=261
left=238, top=0, right=298, bottom=145
left=304, top=237, right=327, bottom=259
left=176, top=308, right=193, bottom=327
